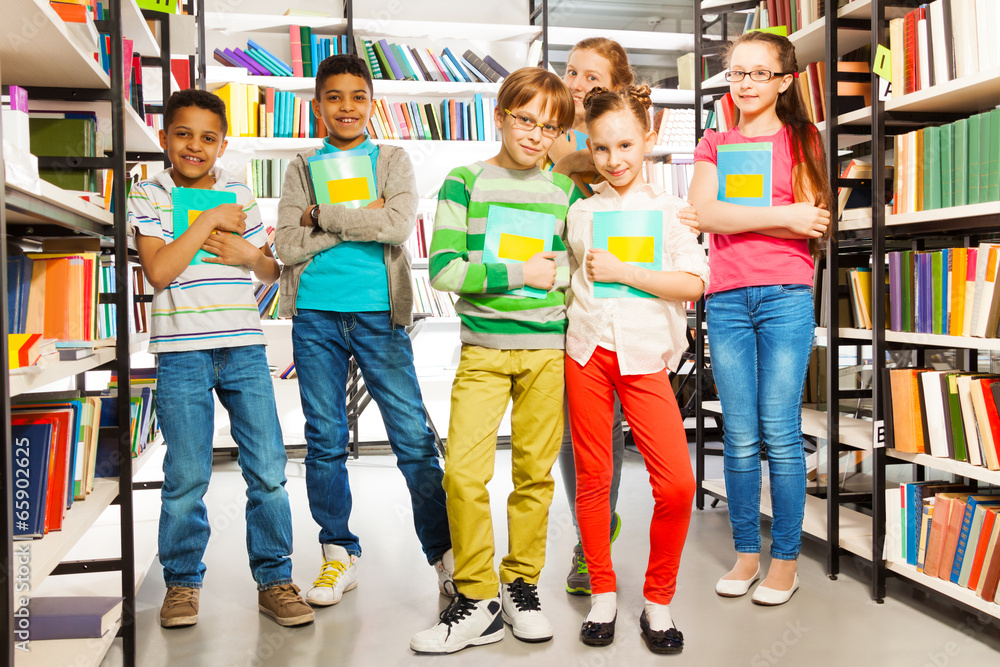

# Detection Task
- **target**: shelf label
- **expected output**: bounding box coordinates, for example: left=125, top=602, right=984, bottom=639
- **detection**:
left=873, top=45, right=892, bottom=82
left=874, top=420, right=885, bottom=449
left=137, top=0, right=179, bottom=14
left=878, top=78, right=892, bottom=102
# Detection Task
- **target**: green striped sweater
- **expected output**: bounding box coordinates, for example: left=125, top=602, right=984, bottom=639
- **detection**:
left=429, top=161, right=582, bottom=350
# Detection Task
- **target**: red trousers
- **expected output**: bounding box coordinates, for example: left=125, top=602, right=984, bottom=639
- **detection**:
left=566, top=346, right=695, bottom=603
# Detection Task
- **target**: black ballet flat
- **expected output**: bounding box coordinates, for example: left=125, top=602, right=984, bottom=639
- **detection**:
left=639, top=610, right=683, bottom=654
left=580, top=614, right=616, bottom=646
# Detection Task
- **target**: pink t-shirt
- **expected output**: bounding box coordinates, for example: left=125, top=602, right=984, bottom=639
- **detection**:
left=693, top=125, right=815, bottom=294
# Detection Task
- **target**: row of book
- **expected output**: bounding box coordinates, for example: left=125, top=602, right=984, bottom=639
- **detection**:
left=886, top=484, right=1000, bottom=603
left=738, top=0, right=832, bottom=36
left=412, top=274, right=456, bottom=318
left=888, top=0, right=999, bottom=100
left=213, top=83, right=322, bottom=139
left=892, top=108, right=1000, bottom=215
left=887, top=368, right=1000, bottom=469
left=366, top=96, right=500, bottom=143
left=10, top=380, right=157, bottom=540
left=254, top=281, right=280, bottom=320
left=246, top=158, right=290, bottom=200
left=359, top=40, right=509, bottom=86
left=404, top=213, right=433, bottom=261
left=643, top=158, right=694, bottom=201
left=212, top=35, right=347, bottom=78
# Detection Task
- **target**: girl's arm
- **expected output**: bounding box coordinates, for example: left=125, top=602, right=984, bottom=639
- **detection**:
left=688, top=161, right=829, bottom=238
left=586, top=248, right=704, bottom=300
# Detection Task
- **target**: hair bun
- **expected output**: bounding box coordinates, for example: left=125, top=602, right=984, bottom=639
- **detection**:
left=624, top=84, right=652, bottom=110
left=582, top=87, right=611, bottom=111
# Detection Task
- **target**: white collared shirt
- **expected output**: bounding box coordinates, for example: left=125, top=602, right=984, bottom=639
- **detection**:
left=566, top=181, right=709, bottom=375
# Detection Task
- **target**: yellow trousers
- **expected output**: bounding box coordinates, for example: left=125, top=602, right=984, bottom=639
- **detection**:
left=443, top=345, right=565, bottom=600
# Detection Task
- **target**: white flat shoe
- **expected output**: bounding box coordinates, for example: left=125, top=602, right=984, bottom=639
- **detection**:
left=751, top=574, right=799, bottom=606
left=715, top=567, right=760, bottom=597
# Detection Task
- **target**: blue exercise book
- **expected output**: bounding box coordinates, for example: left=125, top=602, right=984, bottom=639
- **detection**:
left=591, top=210, right=663, bottom=299
left=171, top=187, right=239, bottom=265
left=10, top=422, right=53, bottom=539
left=482, top=205, right=556, bottom=299
left=716, top=141, right=773, bottom=207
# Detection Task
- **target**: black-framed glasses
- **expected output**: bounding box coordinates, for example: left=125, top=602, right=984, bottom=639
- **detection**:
left=724, top=69, right=793, bottom=83
left=504, top=109, right=562, bottom=138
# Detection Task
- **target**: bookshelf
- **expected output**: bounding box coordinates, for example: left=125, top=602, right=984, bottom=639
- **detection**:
left=1, top=1, right=174, bottom=664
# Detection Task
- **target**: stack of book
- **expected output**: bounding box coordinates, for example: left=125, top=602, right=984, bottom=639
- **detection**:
left=213, top=83, right=322, bottom=139
left=892, top=108, right=1000, bottom=215
left=886, top=483, right=1000, bottom=603
left=366, top=95, right=499, bottom=143
left=888, top=0, right=999, bottom=100
left=255, top=281, right=280, bottom=319
left=643, top=158, right=694, bottom=200
left=357, top=39, right=509, bottom=85
left=888, top=368, right=1000, bottom=469
left=212, top=37, right=349, bottom=78
left=737, top=0, right=836, bottom=34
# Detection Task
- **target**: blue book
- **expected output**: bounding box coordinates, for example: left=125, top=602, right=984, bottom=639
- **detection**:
left=473, top=93, right=484, bottom=141
left=905, top=481, right=969, bottom=566
left=950, top=496, right=1000, bottom=583
left=377, top=39, right=405, bottom=80
left=243, top=48, right=280, bottom=76
left=10, top=422, right=53, bottom=539
left=464, top=103, right=471, bottom=142
left=592, top=210, right=663, bottom=298
left=14, top=400, right=82, bottom=510
left=247, top=39, right=293, bottom=75
left=716, top=142, right=773, bottom=206
left=341, top=35, right=347, bottom=55
left=311, top=34, right=320, bottom=72
left=170, top=187, right=239, bottom=264
left=461, top=55, right=491, bottom=83
left=7, top=255, right=32, bottom=334
left=482, top=205, right=557, bottom=299
left=408, top=102, right=425, bottom=139
left=232, top=48, right=269, bottom=76
left=443, top=47, right=472, bottom=82
left=438, top=49, right=466, bottom=82
left=441, top=100, right=451, bottom=140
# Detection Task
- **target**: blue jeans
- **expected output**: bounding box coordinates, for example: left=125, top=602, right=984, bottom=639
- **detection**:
left=156, top=345, right=293, bottom=590
left=706, top=285, right=814, bottom=560
left=292, top=309, right=450, bottom=563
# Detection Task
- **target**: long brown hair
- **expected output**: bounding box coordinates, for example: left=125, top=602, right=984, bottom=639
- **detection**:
left=725, top=31, right=833, bottom=255
left=568, top=37, right=635, bottom=89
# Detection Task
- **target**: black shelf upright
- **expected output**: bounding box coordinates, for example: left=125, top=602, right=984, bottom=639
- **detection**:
left=1, top=43, right=14, bottom=667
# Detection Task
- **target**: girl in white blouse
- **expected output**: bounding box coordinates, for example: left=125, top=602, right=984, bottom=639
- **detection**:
left=565, top=85, right=708, bottom=654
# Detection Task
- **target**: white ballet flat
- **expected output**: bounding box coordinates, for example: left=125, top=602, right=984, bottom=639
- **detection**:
left=714, top=567, right=760, bottom=598
left=751, top=574, right=799, bottom=606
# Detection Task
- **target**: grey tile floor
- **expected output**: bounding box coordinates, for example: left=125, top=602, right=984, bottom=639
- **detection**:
left=110, top=444, right=1000, bottom=667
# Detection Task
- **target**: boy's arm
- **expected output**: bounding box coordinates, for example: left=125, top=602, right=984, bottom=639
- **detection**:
left=311, top=147, right=418, bottom=245
left=428, top=169, right=527, bottom=294
left=688, top=161, right=829, bottom=238
left=274, top=157, right=343, bottom=266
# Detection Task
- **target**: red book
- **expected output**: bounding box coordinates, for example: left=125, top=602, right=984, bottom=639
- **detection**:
left=970, top=508, right=1000, bottom=590
left=923, top=494, right=955, bottom=577
left=774, top=0, right=785, bottom=31
left=289, top=26, right=303, bottom=78
left=806, top=62, right=824, bottom=123
left=399, top=102, right=415, bottom=139
left=12, top=410, right=72, bottom=533
left=981, top=379, right=1000, bottom=468
left=428, top=50, right=452, bottom=82
left=448, top=100, right=458, bottom=141
left=980, top=523, right=1000, bottom=601
left=903, top=9, right=918, bottom=95
left=765, top=0, right=776, bottom=29
left=939, top=496, right=968, bottom=580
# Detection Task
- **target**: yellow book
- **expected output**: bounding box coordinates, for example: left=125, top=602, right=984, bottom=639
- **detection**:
left=247, top=84, right=260, bottom=137
left=213, top=83, right=236, bottom=137
left=292, top=98, right=301, bottom=139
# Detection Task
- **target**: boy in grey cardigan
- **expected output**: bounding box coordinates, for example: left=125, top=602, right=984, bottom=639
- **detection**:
left=274, top=54, right=453, bottom=608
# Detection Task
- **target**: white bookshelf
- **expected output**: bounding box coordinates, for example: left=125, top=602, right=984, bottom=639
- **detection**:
left=886, top=560, right=1000, bottom=621
left=8, top=336, right=148, bottom=398
left=121, top=0, right=160, bottom=57
left=4, top=179, right=112, bottom=229
left=886, top=450, right=1000, bottom=487
left=702, top=400, right=874, bottom=450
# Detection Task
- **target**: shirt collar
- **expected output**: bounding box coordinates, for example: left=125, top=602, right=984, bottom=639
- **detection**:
left=318, top=136, right=377, bottom=156
left=590, top=179, right=659, bottom=200
left=154, top=163, right=230, bottom=191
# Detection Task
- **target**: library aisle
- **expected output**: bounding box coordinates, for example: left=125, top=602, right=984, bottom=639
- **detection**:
left=111, top=442, right=1000, bottom=666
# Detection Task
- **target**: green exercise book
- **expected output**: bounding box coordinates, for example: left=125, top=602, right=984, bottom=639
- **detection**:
left=306, top=149, right=376, bottom=209
left=923, top=125, right=939, bottom=210
left=482, top=205, right=556, bottom=300
left=987, top=109, right=1000, bottom=202
left=170, top=187, right=239, bottom=265
left=940, top=122, right=954, bottom=209
left=945, top=373, right=967, bottom=463
left=591, top=210, right=663, bottom=299
left=953, top=117, right=968, bottom=207
left=967, top=113, right=981, bottom=205
left=931, top=250, right=944, bottom=335
left=29, top=115, right=98, bottom=192
left=300, top=26, right=313, bottom=78
left=901, top=249, right=914, bottom=333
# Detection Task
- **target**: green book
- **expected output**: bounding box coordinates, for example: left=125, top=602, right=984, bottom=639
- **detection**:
left=988, top=109, right=1000, bottom=202
left=953, top=118, right=968, bottom=207
left=592, top=210, right=664, bottom=299
left=979, top=110, right=992, bottom=203
left=901, top=250, right=913, bottom=332
left=364, top=40, right=383, bottom=79
left=931, top=250, right=943, bottom=334
left=29, top=116, right=97, bottom=192
left=370, top=41, right=393, bottom=80
left=306, top=149, right=376, bottom=208
left=967, top=113, right=981, bottom=205
left=946, top=374, right=968, bottom=463
left=389, top=43, right=417, bottom=81
left=923, top=125, right=937, bottom=210
left=300, top=26, right=312, bottom=78
left=940, top=122, right=953, bottom=208
left=482, top=205, right=556, bottom=299
left=170, top=187, right=239, bottom=265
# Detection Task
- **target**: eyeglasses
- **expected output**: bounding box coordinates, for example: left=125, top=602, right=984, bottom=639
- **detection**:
left=504, top=109, right=562, bottom=138
left=724, top=69, right=793, bottom=83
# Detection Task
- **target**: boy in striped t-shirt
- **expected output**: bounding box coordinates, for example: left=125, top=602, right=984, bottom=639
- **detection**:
left=128, top=90, right=313, bottom=629
left=410, top=68, right=581, bottom=655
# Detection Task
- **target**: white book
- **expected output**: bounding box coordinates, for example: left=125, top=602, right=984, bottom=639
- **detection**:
left=972, top=244, right=1000, bottom=337
left=964, top=253, right=977, bottom=336
left=917, top=17, right=931, bottom=90
left=920, top=371, right=950, bottom=457
left=906, top=131, right=917, bottom=214
left=976, top=0, right=993, bottom=71
left=397, top=44, right=425, bottom=82
left=929, top=1, right=951, bottom=86
left=525, top=39, right=543, bottom=68
left=415, top=49, right=443, bottom=83
left=957, top=375, right=986, bottom=466
left=952, top=0, right=979, bottom=79
left=889, top=18, right=906, bottom=98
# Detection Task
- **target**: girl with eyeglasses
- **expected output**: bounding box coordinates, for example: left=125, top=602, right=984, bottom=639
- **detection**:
left=688, top=30, right=832, bottom=606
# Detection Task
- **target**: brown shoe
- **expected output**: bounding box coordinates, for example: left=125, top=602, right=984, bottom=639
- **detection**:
left=259, top=583, right=316, bottom=627
left=160, top=586, right=199, bottom=628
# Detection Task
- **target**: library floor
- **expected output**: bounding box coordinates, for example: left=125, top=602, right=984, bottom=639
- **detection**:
left=107, top=443, right=1000, bottom=667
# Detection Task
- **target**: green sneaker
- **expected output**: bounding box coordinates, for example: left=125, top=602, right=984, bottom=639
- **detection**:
left=610, top=512, right=622, bottom=544
left=566, top=543, right=591, bottom=595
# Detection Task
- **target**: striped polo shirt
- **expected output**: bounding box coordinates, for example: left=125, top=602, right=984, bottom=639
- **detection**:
left=429, top=161, right=582, bottom=350
left=127, top=165, right=267, bottom=354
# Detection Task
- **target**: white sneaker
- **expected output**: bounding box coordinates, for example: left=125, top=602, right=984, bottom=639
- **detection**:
left=305, top=544, right=358, bottom=607
left=433, top=549, right=457, bottom=597
left=409, top=594, right=504, bottom=654
left=501, top=577, right=553, bottom=642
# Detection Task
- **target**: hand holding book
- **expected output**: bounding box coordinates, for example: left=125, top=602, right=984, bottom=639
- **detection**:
left=200, top=232, right=260, bottom=267
left=523, top=251, right=558, bottom=291
left=197, top=203, right=247, bottom=235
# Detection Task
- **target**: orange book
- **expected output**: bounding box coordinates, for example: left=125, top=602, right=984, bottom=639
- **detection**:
left=938, top=496, right=968, bottom=580
left=399, top=102, right=415, bottom=139
left=889, top=368, right=930, bottom=453
left=448, top=100, right=458, bottom=141
left=977, top=519, right=1000, bottom=600
left=970, top=508, right=1000, bottom=590
left=915, top=129, right=924, bottom=212
left=40, top=258, right=71, bottom=340
left=923, top=494, right=958, bottom=577
left=950, top=248, right=968, bottom=335
left=49, top=1, right=88, bottom=22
